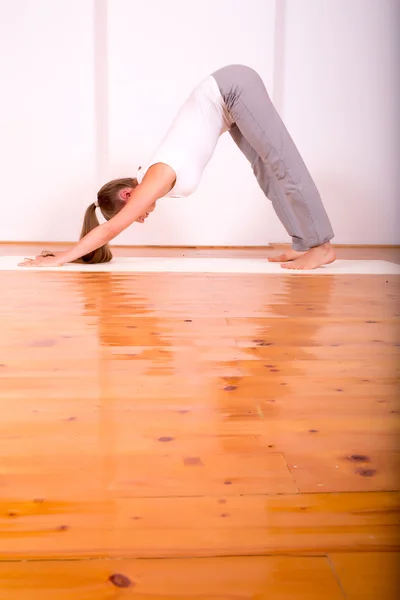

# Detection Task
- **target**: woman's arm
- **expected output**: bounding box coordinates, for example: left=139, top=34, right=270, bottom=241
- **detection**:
left=19, top=163, right=175, bottom=267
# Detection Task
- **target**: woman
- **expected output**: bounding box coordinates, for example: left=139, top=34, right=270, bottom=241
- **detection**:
left=20, top=65, right=335, bottom=270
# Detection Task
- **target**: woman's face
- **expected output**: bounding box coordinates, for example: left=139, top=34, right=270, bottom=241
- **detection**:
left=116, top=186, right=156, bottom=224
left=136, top=202, right=156, bottom=224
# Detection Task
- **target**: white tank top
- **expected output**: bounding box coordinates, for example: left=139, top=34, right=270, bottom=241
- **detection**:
left=136, top=75, right=233, bottom=198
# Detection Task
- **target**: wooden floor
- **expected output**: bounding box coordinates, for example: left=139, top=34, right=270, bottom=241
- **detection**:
left=0, top=244, right=399, bottom=599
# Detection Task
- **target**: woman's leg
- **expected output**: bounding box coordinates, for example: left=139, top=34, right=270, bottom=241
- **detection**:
left=213, top=65, right=335, bottom=267
left=230, top=124, right=307, bottom=248
left=229, top=123, right=274, bottom=199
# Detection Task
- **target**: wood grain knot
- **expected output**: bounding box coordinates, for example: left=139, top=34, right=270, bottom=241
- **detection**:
left=347, top=454, right=370, bottom=463
left=355, top=468, right=376, bottom=477
left=253, top=340, right=273, bottom=346
left=184, top=457, right=203, bottom=466
left=109, top=573, right=133, bottom=588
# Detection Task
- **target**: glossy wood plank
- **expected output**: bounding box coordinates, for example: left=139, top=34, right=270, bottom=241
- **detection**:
left=284, top=449, right=400, bottom=493
left=1, top=492, right=399, bottom=559
left=0, top=556, right=345, bottom=600
left=0, top=442, right=298, bottom=499
left=329, top=552, right=400, bottom=600
left=1, top=400, right=398, bottom=497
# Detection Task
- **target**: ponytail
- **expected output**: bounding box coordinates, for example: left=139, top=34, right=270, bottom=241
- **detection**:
left=78, top=203, right=113, bottom=264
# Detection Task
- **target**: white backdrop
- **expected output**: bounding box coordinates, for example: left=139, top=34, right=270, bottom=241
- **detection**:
left=0, top=0, right=96, bottom=242
left=0, top=0, right=398, bottom=245
left=282, top=0, right=400, bottom=246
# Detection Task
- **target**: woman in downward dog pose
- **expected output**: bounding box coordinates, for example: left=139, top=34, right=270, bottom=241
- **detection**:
left=20, top=65, right=335, bottom=270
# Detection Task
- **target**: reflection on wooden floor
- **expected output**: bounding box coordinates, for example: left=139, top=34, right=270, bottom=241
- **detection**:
left=0, top=246, right=399, bottom=599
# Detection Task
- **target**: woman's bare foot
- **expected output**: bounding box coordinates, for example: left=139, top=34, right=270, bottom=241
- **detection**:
left=281, top=242, right=336, bottom=270
left=268, top=248, right=306, bottom=262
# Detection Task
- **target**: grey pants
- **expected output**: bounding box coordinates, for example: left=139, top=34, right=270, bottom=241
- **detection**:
left=213, top=65, right=334, bottom=251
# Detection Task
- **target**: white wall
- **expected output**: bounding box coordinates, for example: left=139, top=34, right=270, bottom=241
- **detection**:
left=0, top=0, right=398, bottom=245
left=282, top=0, right=400, bottom=245
left=0, top=0, right=96, bottom=242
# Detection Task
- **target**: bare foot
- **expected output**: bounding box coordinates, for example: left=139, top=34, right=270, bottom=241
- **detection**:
left=281, top=242, right=336, bottom=270
left=268, top=248, right=306, bottom=262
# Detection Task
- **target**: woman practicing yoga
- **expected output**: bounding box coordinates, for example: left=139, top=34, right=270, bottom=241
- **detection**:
left=20, top=65, right=335, bottom=270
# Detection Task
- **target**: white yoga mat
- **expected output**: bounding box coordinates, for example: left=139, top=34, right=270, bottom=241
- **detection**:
left=0, top=256, right=399, bottom=274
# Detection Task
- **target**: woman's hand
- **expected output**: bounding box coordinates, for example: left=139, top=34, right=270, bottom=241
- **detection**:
left=18, top=254, right=66, bottom=268
left=35, top=250, right=60, bottom=258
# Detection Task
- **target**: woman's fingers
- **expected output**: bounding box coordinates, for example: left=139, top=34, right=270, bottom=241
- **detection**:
left=35, top=251, right=55, bottom=259
left=18, top=255, right=64, bottom=268
left=19, top=257, right=40, bottom=267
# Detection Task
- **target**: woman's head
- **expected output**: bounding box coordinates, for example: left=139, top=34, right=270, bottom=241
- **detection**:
left=79, top=177, right=138, bottom=263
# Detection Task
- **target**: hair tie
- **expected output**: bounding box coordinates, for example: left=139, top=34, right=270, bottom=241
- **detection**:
left=94, top=200, right=99, bottom=208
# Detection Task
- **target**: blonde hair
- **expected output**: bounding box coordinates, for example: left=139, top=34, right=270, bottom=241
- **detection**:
left=79, top=177, right=138, bottom=263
